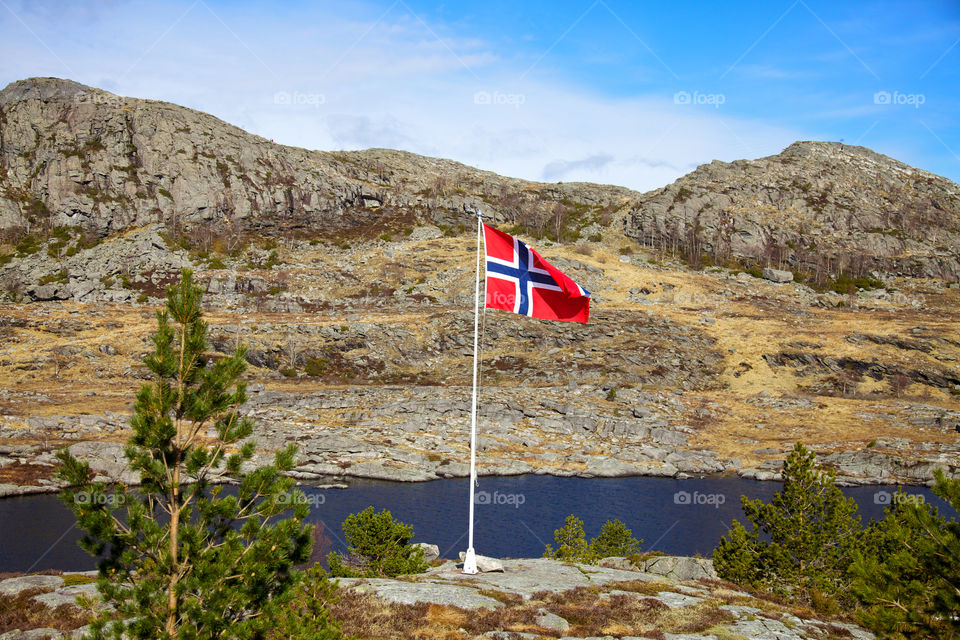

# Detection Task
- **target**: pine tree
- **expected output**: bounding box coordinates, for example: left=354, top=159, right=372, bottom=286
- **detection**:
left=326, top=506, right=427, bottom=578
left=544, top=514, right=592, bottom=562
left=544, top=515, right=642, bottom=563
left=57, top=269, right=316, bottom=639
left=591, top=519, right=642, bottom=559
left=850, top=470, right=960, bottom=639
left=713, top=442, right=862, bottom=604
left=268, top=565, right=344, bottom=640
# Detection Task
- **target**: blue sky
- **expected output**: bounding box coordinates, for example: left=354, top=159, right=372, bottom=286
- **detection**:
left=1, top=0, right=958, bottom=191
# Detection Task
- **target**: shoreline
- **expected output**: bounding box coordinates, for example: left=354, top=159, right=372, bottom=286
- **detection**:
left=0, top=463, right=942, bottom=502
left=4, top=383, right=957, bottom=500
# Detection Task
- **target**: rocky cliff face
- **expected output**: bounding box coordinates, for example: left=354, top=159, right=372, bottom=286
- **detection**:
left=1, top=77, right=958, bottom=282
left=624, top=141, right=960, bottom=280
left=0, top=77, right=628, bottom=239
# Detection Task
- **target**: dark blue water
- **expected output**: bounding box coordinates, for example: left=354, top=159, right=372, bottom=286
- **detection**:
left=1, top=475, right=955, bottom=573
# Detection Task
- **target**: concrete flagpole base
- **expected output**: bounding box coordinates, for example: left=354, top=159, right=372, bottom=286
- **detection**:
left=462, top=547, right=478, bottom=574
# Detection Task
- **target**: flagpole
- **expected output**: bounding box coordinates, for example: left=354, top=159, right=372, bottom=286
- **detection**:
left=463, top=210, right=482, bottom=575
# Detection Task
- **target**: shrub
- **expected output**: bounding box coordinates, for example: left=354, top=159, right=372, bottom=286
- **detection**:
left=713, top=442, right=861, bottom=605
left=268, top=565, right=343, bottom=640
left=206, top=256, right=227, bottom=270
left=544, top=514, right=592, bottom=562
left=304, top=357, right=329, bottom=377
left=38, top=269, right=69, bottom=285
left=544, top=515, right=641, bottom=563
left=850, top=470, right=960, bottom=638
left=15, top=234, right=42, bottom=255
left=326, top=506, right=427, bottom=578
left=591, top=519, right=641, bottom=559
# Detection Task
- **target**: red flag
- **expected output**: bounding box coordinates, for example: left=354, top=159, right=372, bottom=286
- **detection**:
left=483, top=224, right=590, bottom=323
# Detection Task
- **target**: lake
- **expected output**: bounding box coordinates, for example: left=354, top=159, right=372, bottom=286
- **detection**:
left=0, top=475, right=954, bottom=573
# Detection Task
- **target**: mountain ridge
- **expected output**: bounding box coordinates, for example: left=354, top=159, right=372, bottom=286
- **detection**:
left=0, top=76, right=958, bottom=282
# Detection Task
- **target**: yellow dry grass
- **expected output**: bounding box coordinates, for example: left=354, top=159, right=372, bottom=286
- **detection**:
left=0, top=232, right=957, bottom=467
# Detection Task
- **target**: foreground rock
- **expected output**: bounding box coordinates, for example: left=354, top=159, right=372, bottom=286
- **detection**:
left=339, top=557, right=875, bottom=640
left=458, top=551, right=504, bottom=573
left=0, top=558, right=878, bottom=639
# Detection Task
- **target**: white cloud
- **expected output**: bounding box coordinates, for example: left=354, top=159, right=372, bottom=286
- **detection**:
left=542, top=154, right=615, bottom=180
left=0, top=0, right=802, bottom=193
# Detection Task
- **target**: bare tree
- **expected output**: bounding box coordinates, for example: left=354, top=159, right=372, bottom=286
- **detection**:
left=889, top=373, right=911, bottom=398
left=285, top=327, right=300, bottom=370
left=552, top=202, right=568, bottom=242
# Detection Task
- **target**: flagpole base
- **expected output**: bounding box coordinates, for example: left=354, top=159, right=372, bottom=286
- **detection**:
left=462, top=548, right=478, bottom=575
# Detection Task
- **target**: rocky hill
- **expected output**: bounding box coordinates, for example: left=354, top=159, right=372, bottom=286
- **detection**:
left=0, top=77, right=958, bottom=496
left=0, top=77, right=629, bottom=240
left=624, top=142, right=960, bottom=280
left=1, top=77, right=958, bottom=284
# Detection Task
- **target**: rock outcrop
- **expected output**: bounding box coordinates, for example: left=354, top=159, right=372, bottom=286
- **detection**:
left=1, top=77, right=958, bottom=284
left=0, top=559, right=878, bottom=639
left=623, top=141, right=960, bottom=280
left=0, top=77, right=629, bottom=240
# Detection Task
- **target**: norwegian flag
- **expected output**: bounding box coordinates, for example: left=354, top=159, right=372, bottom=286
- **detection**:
left=483, top=224, right=590, bottom=323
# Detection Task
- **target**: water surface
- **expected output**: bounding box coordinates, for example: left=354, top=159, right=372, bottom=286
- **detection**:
left=0, top=475, right=953, bottom=573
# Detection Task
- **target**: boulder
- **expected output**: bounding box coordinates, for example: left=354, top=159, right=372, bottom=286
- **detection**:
left=414, top=542, right=440, bottom=563
left=0, top=628, right=64, bottom=639
left=32, top=583, right=99, bottom=609
left=29, top=283, right=68, bottom=301
left=458, top=551, right=504, bottom=572
left=66, top=441, right=136, bottom=484
left=655, top=590, right=706, bottom=609
left=762, top=267, right=794, bottom=283
left=637, top=555, right=717, bottom=581
left=598, top=556, right=636, bottom=571
left=347, top=579, right=503, bottom=610
left=534, top=608, right=570, bottom=633
left=0, top=575, right=64, bottom=596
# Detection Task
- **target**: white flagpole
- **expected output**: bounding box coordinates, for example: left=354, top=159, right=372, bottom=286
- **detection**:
left=463, top=210, right=482, bottom=575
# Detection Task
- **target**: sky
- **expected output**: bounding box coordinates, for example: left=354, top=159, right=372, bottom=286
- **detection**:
left=0, top=0, right=958, bottom=192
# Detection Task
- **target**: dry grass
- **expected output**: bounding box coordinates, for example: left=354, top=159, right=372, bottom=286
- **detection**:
left=329, top=590, right=453, bottom=640
left=327, top=582, right=741, bottom=640
left=0, top=587, right=91, bottom=634
left=0, top=234, right=957, bottom=472
left=0, top=462, right=56, bottom=485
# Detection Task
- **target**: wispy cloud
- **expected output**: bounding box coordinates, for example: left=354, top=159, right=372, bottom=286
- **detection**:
left=733, top=64, right=816, bottom=80
left=542, top=154, right=615, bottom=180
